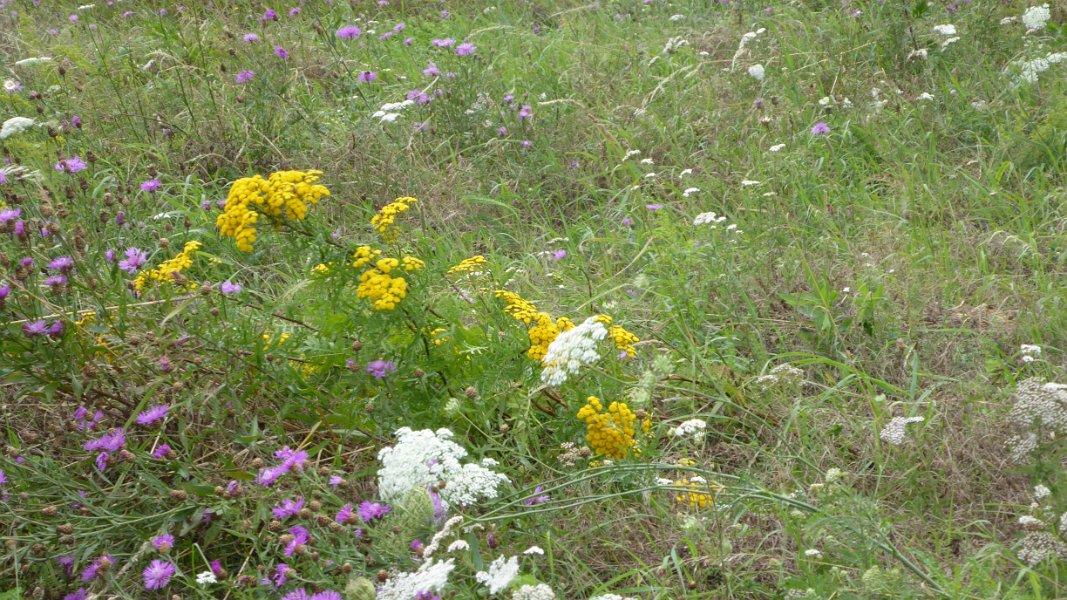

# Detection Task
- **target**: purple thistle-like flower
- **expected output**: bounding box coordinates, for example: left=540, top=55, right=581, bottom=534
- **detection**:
left=415, top=593, right=441, bottom=600
left=379, top=31, right=394, bottom=41
left=44, top=274, right=67, bottom=289
left=0, top=470, right=6, bottom=486
left=289, top=7, right=301, bottom=16
left=329, top=475, right=343, bottom=488
left=235, top=69, right=256, bottom=84
left=284, top=525, right=310, bottom=557
left=57, top=555, right=76, bottom=577
left=219, top=280, right=241, bottom=295
left=358, top=500, right=391, bottom=522
left=311, top=593, right=342, bottom=600
left=357, top=71, right=377, bottom=83
left=140, top=179, right=161, bottom=192
left=431, top=38, right=455, bottom=47
left=136, top=404, right=169, bottom=426
left=423, top=62, right=440, bottom=77
left=394, top=22, right=406, bottom=32
left=63, top=589, right=87, bottom=600
left=211, top=559, right=224, bottom=576
left=518, top=105, right=533, bottom=119
left=272, top=497, right=305, bottom=520
left=151, top=444, right=171, bottom=459
left=549, top=249, right=567, bottom=261
left=0, top=208, right=20, bottom=224
left=55, top=156, right=87, bottom=173
left=151, top=533, right=174, bottom=552
left=456, top=42, right=475, bottom=56
left=80, top=556, right=113, bottom=582
left=118, top=247, right=147, bottom=274
left=336, top=503, right=354, bottom=524
left=282, top=590, right=310, bottom=600
left=84, top=429, right=126, bottom=453
left=105, top=248, right=116, bottom=262
left=645, top=204, right=664, bottom=211
left=46, top=321, right=64, bottom=337
left=225, top=480, right=239, bottom=495
left=336, top=25, right=361, bottom=39
left=243, top=33, right=259, bottom=43
left=23, top=320, right=49, bottom=337
left=365, top=359, right=396, bottom=379
left=49, top=256, right=75, bottom=271
left=430, top=489, right=446, bottom=524
left=810, top=121, right=831, bottom=135
left=269, top=563, right=291, bottom=587
left=404, top=37, right=414, bottom=46
left=523, top=485, right=550, bottom=505
left=274, top=46, right=289, bottom=59
left=410, top=538, right=424, bottom=552
left=143, top=559, right=175, bottom=590
left=276, top=446, right=308, bottom=469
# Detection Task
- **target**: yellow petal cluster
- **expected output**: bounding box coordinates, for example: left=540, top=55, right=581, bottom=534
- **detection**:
left=370, top=196, right=416, bottom=241
left=496, top=290, right=575, bottom=360
left=357, top=268, right=408, bottom=311
left=446, top=255, right=487, bottom=275
left=401, top=256, right=425, bottom=272
left=576, top=396, right=638, bottom=459
left=133, top=241, right=202, bottom=292
left=352, top=246, right=382, bottom=268
left=217, top=170, right=329, bottom=251
left=672, top=476, right=718, bottom=509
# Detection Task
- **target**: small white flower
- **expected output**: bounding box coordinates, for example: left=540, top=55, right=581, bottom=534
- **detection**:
left=1034, top=485, right=1051, bottom=500
left=941, top=36, right=959, bottom=48
left=78, top=3, right=96, bottom=9
left=679, top=168, right=693, bottom=176
left=378, top=559, right=455, bottom=600
left=747, top=64, right=765, bottom=81
left=476, top=555, right=520, bottom=595
left=1, top=117, right=35, bottom=140
left=644, top=172, right=657, bottom=179
left=447, top=540, right=470, bottom=553
left=682, top=187, right=700, bottom=197
left=740, top=180, right=761, bottom=186
left=639, top=158, right=654, bottom=164
left=907, top=48, right=929, bottom=61
left=1021, top=344, right=1042, bottom=358
left=1019, top=515, right=1044, bottom=530
left=541, top=316, right=608, bottom=386
left=669, top=418, right=707, bottom=438
left=1022, top=5, right=1051, bottom=31
left=523, top=545, right=545, bottom=555
left=879, top=416, right=925, bottom=445
left=196, top=571, right=217, bottom=585
left=818, top=96, right=832, bottom=106
left=2, top=80, right=20, bottom=93
left=669, top=14, right=685, bottom=22
left=917, top=92, right=935, bottom=101
left=1000, top=16, right=1019, bottom=25
left=693, top=212, right=726, bottom=226
left=623, top=149, right=641, bottom=160
left=769, top=143, right=785, bottom=152
left=512, top=584, right=557, bottom=600
left=804, top=548, right=823, bottom=559
left=933, top=24, right=957, bottom=36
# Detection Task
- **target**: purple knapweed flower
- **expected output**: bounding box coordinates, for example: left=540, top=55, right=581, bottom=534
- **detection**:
left=23, top=320, right=49, bottom=337
left=272, top=497, right=304, bottom=520
left=84, top=429, right=125, bottom=453
left=243, top=33, right=259, bottom=43
left=143, top=559, right=175, bottom=590
left=151, top=533, right=174, bottom=552
left=523, top=485, right=550, bottom=505
left=358, top=71, right=377, bottom=83
left=404, top=37, right=414, bottom=45
left=289, top=7, right=301, bottom=17
left=136, top=404, right=169, bottom=426
left=118, top=247, right=147, bottom=274
left=151, top=444, right=171, bottom=459
left=56, top=555, right=75, bottom=577
left=365, top=359, right=396, bottom=379
left=55, top=156, right=87, bottom=173
left=336, top=25, right=361, bottom=39
left=49, top=256, right=75, bottom=272
left=274, top=46, right=289, bottom=59
left=431, top=38, right=455, bottom=47
left=423, top=62, right=440, bottom=77
left=456, top=42, right=475, bottom=56
left=219, top=280, right=241, bottom=295
left=336, top=503, right=354, bottom=524
left=283, top=525, right=310, bottom=557
left=46, top=321, right=64, bottom=337
left=140, top=179, right=161, bottom=192
left=261, top=8, right=277, bottom=22
left=810, top=122, right=831, bottom=135
left=550, top=249, right=567, bottom=261
left=358, top=500, right=390, bottom=522
left=329, top=475, right=343, bottom=488
left=235, top=70, right=255, bottom=84
left=74, top=406, right=103, bottom=431
left=645, top=204, right=664, bottom=211
left=518, top=104, right=533, bottom=119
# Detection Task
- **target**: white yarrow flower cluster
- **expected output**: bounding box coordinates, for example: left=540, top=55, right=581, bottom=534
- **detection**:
left=1022, top=5, right=1051, bottom=31
left=1014, top=52, right=1067, bottom=83
left=754, top=363, right=805, bottom=387
left=373, top=99, right=415, bottom=122
left=512, top=583, right=556, bottom=600
left=879, top=416, right=924, bottom=445
left=669, top=418, right=707, bottom=438
left=932, top=24, right=957, bottom=36
left=195, top=571, right=217, bottom=585
left=682, top=187, right=700, bottom=197
left=377, top=559, right=455, bottom=600
left=747, top=64, right=765, bottom=81
left=1020, top=344, right=1042, bottom=362
left=1008, top=379, right=1067, bottom=461
left=1, top=117, right=35, bottom=140
left=540, top=316, right=607, bottom=386
left=590, top=595, right=638, bottom=600
left=476, top=555, right=520, bottom=595
left=377, top=428, right=509, bottom=508
left=1034, top=485, right=1051, bottom=500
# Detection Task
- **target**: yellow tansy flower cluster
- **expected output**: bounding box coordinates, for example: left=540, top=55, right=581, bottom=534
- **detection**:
left=672, top=476, right=718, bottom=509
left=371, top=196, right=416, bottom=241
left=216, top=170, right=330, bottom=251
left=262, top=332, right=291, bottom=350
left=133, top=241, right=202, bottom=292
left=446, top=255, right=487, bottom=275
left=354, top=251, right=423, bottom=311
left=495, top=290, right=575, bottom=360
left=594, top=315, right=640, bottom=358
left=577, top=396, right=639, bottom=459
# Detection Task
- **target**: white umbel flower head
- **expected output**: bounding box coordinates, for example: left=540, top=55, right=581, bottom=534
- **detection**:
left=669, top=418, right=707, bottom=438
left=879, top=416, right=924, bottom=445
left=932, top=24, right=957, bottom=36
left=476, top=555, right=520, bottom=595
left=377, top=428, right=509, bottom=508
left=682, top=187, right=700, bottom=197
left=512, top=583, right=556, bottom=600
left=540, top=316, right=608, bottom=386
left=747, top=64, right=765, bottom=81
left=590, top=595, right=638, bottom=600
left=1022, top=5, right=1051, bottom=31
left=195, top=571, right=217, bottom=585
left=0, top=117, right=35, bottom=140
left=693, top=212, right=726, bottom=226
left=377, top=558, right=455, bottom=600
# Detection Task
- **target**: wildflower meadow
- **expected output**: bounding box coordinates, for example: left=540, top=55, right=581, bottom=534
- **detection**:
left=2, top=0, right=1067, bottom=598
